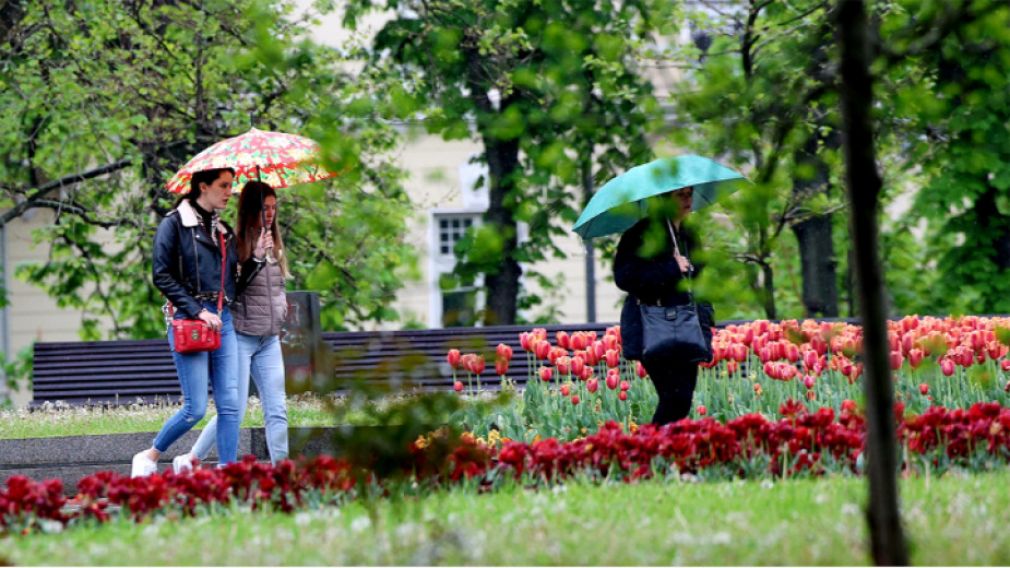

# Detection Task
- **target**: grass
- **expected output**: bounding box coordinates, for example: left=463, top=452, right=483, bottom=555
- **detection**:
left=5, top=471, right=1010, bottom=565
left=0, top=394, right=341, bottom=440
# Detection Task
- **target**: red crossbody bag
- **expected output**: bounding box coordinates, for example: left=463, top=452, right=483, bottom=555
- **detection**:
left=168, top=231, right=226, bottom=354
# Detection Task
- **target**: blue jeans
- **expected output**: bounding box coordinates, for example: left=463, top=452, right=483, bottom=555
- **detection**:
left=153, top=302, right=240, bottom=464
left=191, top=333, right=288, bottom=464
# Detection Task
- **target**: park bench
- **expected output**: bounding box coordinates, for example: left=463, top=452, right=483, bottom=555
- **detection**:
left=30, top=322, right=616, bottom=406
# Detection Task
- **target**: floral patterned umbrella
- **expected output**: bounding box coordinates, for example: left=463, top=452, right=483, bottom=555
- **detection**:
left=165, top=127, right=336, bottom=194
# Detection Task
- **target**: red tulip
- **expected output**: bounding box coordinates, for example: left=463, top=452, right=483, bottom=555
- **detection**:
left=556, top=331, right=571, bottom=350
left=753, top=383, right=763, bottom=396
left=560, top=384, right=571, bottom=396
left=919, top=383, right=929, bottom=395
left=727, top=360, right=739, bottom=374
left=579, top=366, right=593, bottom=381
left=534, top=340, right=551, bottom=360
left=1002, top=359, right=1010, bottom=372
left=495, top=360, right=508, bottom=376
left=909, top=348, right=925, bottom=369
left=889, top=351, right=903, bottom=371
left=447, top=349, right=462, bottom=369
left=636, top=361, right=648, bottom=378
left=803, top=375, right=815, bottom=390
left=539, top=366, right=553, bottom=382
left=803, top=350, right=818, bottom=371
left=587, top=378, right=599, bottom=393
left=571, top=395, right=580, bottom=406
left=603, top=334, right=620, bottom=351
left=620, top=380, right=630, bottom=392
left=697, top=405, right=707, bottom=416
left=841, top=399, right=857, bottom=413
left=453, top=381, right=464, bottom=392
left=606, top=374, right=619, bottom=390
left=571, top=356, right=585, bottom=377
left=571, top=333, right=588, bottom=351
left=519, top=332, right=532, bottom=352
left=584, top=346, right=601, bottom=366
left=496, top=343, right=513, bottom=361
left=594, top=341, right=607, bottom=360
left=471, top=355, right=486, bottom=375
left=556, top=356, right=571, bottom=376
left=618, top=391, right=628, bottom=401
left=605, top=349, right=621, bottom=368
left=548, top=347, right=567, bottom=365
left=806, top=390, right=816, bottom=401
left=941, top=358, right=955, bottom=377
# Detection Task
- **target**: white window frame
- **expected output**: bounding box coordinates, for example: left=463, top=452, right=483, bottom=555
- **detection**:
left=428, top=209, right=485, bottom=328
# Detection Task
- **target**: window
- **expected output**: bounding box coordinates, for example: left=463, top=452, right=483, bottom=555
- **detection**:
left=437, top=215, right=475, bottom=256
left=441, top=288, right=478, bottom=327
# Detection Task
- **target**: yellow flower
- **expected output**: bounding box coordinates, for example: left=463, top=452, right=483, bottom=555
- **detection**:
left=629, top=419, right=639, bottom=433
left=488, top=430, right=503, bottom=447
left=414, top=435, right=429, bottom=450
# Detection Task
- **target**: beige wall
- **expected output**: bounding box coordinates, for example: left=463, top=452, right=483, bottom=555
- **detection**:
left=3, top=210, right=96, bottom=406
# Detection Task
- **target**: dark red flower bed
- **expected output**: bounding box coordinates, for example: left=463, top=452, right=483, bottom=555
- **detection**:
left=5, top=401, right=1010, bottom=534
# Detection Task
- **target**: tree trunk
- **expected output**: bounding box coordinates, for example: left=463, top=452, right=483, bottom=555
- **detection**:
left=480, top=135, right=521, bottom=326
left=582, top=153, right=596, bottom=323
left=463, top=48, right=522, bottom=326
left=835, top=2, right=909, bottom=565
left=759, top=260, right=777, bottom=320
left=972, top=186, right=1010, bottom=270
left=792, top=136, right=840, bottom=317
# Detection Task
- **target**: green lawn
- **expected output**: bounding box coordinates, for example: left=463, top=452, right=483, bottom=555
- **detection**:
left=0, top=394, right=340, bottom=439
left=5, top=472, right=1010, bottom=565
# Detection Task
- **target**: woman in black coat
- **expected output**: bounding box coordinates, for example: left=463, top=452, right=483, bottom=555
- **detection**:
left=614, top=186, right=713, bottom=425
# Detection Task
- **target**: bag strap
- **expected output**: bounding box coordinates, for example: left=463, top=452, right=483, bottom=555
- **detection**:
left=166, top=230, right=227, bottom=318
left=666, top=219, right=694, bottom=298
left=216, top=230, right=226, bottom=313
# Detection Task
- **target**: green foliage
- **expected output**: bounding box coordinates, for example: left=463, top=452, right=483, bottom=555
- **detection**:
left=0, top=0, right=415, bottom=338
left=0, top=346, right=33, bottom=406
left=878, top=0, right=1010, bottom=315
left=672, top=1, right=847, bottom=320
left=348, top=0, right=666, bottom=323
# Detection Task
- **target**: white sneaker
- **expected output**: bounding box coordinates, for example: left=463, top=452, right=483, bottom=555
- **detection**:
left=131, top=451, right=158, bottom=478
left=172, top=453, right=195, bottom=475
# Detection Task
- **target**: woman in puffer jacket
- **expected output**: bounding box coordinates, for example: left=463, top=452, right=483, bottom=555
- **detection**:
left=176, top=181, right=290, bottom=470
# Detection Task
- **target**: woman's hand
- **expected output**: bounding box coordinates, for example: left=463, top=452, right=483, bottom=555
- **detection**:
left=674, top=252, right=692, bottom=274
left=198, top=309, right=223, bottom=331
left=253, top=228, right=274, bottom=260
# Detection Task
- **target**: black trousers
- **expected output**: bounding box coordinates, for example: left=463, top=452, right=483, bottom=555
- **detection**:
left=642, top=355, right=699, bottom=425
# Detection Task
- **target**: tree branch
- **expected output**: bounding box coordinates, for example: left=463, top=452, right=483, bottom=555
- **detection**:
left=0, top=158, right=132, bottom=227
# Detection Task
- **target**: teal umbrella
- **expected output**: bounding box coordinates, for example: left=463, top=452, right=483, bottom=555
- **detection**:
left=573, top=155, right=746, bottom=239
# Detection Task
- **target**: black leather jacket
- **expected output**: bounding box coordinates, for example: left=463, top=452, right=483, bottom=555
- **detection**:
left=152, top=200, right=239, bottom=319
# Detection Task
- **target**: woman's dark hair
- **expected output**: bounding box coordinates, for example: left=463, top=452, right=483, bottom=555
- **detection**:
left=173, top=167, right=236, bottom=208
left=237, top=180, right=289, bottom=277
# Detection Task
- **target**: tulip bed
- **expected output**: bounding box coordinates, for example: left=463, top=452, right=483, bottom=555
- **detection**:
left=8, top=396, right=1010, bottom=535
left=7, top=315, right=1010, bottom=539
left=448, top=315, right=1010, bottom=441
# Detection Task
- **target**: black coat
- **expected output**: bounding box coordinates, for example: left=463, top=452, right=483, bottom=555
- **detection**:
left=614, top=216, right=712, bottom=359
left=614, top=216, right=699, bottom=306
left=152, top=200, right=239, bottom=319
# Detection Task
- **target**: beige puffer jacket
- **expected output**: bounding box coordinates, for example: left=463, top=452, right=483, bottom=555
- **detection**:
left=232, top=261, right=287, bottom=336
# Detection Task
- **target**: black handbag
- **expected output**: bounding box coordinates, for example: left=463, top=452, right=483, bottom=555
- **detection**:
left=640, top=301, right=712, bottom=363
left=636, top=220, right=713, bottom=364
